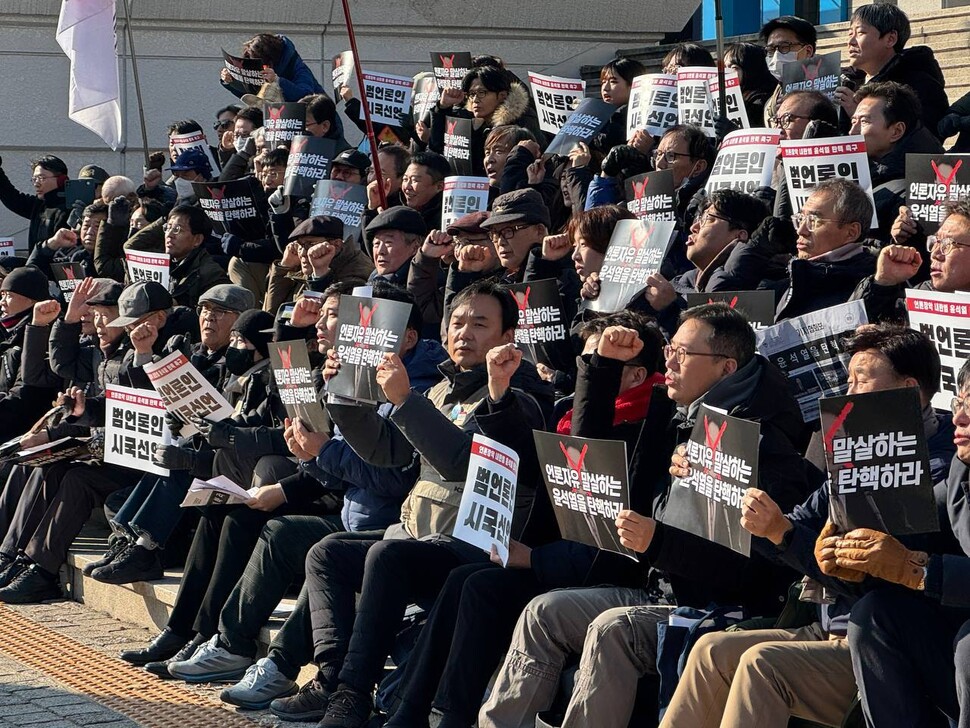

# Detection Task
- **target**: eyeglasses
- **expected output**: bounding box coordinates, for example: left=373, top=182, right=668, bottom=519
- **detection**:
left=489, top=224, right=533, bottom=241
left=696, top=210, right=731, bottom=227
left=162, top=223, right=185, bottom=235
left=764, top=42, right=805, bottom=55
left=791, top=212, right=843, bottom=233
left=952, top=397, right=970, bottom=416
left=651, top=149, right=693, bottom=165
left=466, top=90, right=495, bottom=101
left=213, top=120, right=233, bottom=131
left=768, top=113, right=813, bottom=130
left=928, top=236, right=970, bottom=256
left=663, top=344, right=727, bottom=365
left=196, top=305, right=235, bottom=320
left=30, top=175, right=56, bottom=184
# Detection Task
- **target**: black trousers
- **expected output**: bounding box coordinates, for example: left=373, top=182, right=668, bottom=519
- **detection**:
left=0, top=464, right=47, bottom=557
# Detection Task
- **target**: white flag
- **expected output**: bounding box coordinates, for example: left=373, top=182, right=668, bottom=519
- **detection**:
left=56, top=0, right=122, bottom=150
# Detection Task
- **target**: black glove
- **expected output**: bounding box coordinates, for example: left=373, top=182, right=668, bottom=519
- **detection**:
left=714, top=115, right=740, bottom=144
left=939, top=113, right=963, bottom=139
left=602, top=145, right=649, bottom=178
left=153, top=445, right=198, bottom=471
left=195, top=417, right=236, bottom=449
left=106, top=195, right=131, bottom=228
left=221, top=232, right=243, bottom=257
left=66, top=199, right=86, bottom=229
left=164, top=410, right=184, bottom=438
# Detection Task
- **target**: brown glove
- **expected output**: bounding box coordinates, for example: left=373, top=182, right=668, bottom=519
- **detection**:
left=815, top=521, right=865, bottom=583
left=834, top=528, right=928, bottom=590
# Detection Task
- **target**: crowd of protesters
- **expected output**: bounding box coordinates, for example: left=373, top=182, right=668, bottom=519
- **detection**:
left=2, top=4, right=970, bottom=727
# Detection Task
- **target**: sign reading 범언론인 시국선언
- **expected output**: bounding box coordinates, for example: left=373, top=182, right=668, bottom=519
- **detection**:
left=453, top=434, right=519, bottom=565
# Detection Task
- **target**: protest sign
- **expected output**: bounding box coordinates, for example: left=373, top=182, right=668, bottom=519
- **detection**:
left=331, top=51, right=355, bottom=96
left=686, top=290, right=777, bottom=331
left=528, top=72, right=586, bottom=134
left=905, top=154, right=970, bottom=234
left=508, top=279, right=568, bottom=367
left=821, top=388, right=938, bottom=535
left=326, top=295, right=412, bottom=404
left=263, top=103, right=306, bottom=149
left=624, top=169, right=676, bottom=221
left=283, top=135, right=337, bottom=198
left=51, top=262, right=86, bottom=303
left=181, top=476, right=256, bottom=508
left=441, top=176, right=490, bottom=228
left=905, top=289, right=970, bottom=410
left=125, top=251, right=169, bottom=291
left=665, top=405, right=760, bottom=556
left=310, top=181, right=368, bottom=241
left=755, top=300, right=868, bottom=423
left=104, top=384, right=170, bottom=476
left=677, top=67, right=718, bottom=137
left=170, top=129, right=220, bottom=176
left=705, top=130, right=779, bottom=195
left=534, top=431, right=636, bottom=559
left=780, top=135, right=877, bottom=227
left=591, top=219, right=677, bottom=312
left=628, top=73, right=678, bottom=139
left=360, top=71, right=413, bottom=127
left=412, top=72, right=440, bottom=121
left=269, top=341, right=328, bottom=433
left=781, top=51, right=841, bottom=100
left=193, top=177, right=266, bottom=240
left=453, top=434, right=519, bottom=564
left=0, top=239, right=14, bottom=257
left=65, top=179, right=98, bottom=209
left=431, top=51, right=472, bottom=91
left=544, top=98, right=616, bottom=157
left=222, top=49, right=264, bottom=96
left=443, top=116, right=475, bottom=176
left=144, top=351, right=235, bottom=438
left=15, top=437, right=91, bottom=467
left=707, top=69, right=749, bottom=130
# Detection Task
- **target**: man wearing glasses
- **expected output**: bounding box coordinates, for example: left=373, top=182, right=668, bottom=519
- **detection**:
left=759, top=16, right=817, bottom=126
left=163, top=205, right=231, bottom=309
left=0, top=154, right=71, bottom=254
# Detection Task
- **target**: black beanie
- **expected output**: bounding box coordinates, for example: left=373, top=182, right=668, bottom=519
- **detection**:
left=232, top=309, right=275, bottom=357
left=1, top=266, right=49, bottom=302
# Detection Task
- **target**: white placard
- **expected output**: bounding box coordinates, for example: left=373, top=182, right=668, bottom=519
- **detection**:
left=705, top=129, right=780, bottom=195
left=0, top=238, right=15, bottom=257
left=360, top=70, right=414, bottom=127
left=170, top=130, right=220, bottom=177
left=104, top=384, right=171, bottom=476
left=676, top=67, right=718, bottom=137
left=125, top=250, right=170, bottom=291
left=628, top=73, right=678, bottom=139
left=708, top=69, right=749, bottom=129
left=529, top=72, right=586, bottom=134
left=144, top=351, right=235, bottom=438
left=905, top=289, right=970, bottom=411
left=441, top=176, right=490, bottom=228
left=453, top=434, right=519, bottom=565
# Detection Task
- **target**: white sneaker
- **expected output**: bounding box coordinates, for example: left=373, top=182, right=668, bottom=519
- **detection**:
left=220, top=657, right=298, bottom=709
left=167, top=634, right=253, bottom=683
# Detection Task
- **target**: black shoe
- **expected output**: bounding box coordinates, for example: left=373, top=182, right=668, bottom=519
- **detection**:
left=269, top=678, right=332, bottom=722
left=144, top=634, right=205, bottom=678
left=0, top=564, right=61, bottom=604
left=119, top=628, right=189, bottom=667
left=82, top=535, right=129, bottom=576
left=92, top=543, right=162, bottom=585
left=0, top=555, right=26, bottom=589
left=319, top=685, right=374, bottom=728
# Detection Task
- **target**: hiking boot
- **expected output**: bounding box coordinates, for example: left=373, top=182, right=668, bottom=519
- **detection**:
left=270, top=677, right=332, bottom=722
left=0, top=555, right=28, bottom=589
left=91, top=543, right=162, bottom=584
left=319, top=684, right=374, bottom=728
left=0, top=564, right=60, bottom=604
left=167, top=634, right=252, bottom=683
left=119, top=628, right=188, bottom=667
left=144, top=634, right=206, bottom=678
left=220, top=657, right=297, bottom=710
left=83, top=535, right=129, bottom=576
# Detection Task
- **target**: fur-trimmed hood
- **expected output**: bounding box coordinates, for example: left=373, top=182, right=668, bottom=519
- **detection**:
left=466, top=81, right=533, bottom=128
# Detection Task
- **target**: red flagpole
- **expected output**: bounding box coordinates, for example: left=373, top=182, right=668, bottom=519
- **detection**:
left=340, top=0, right=387, bottom=209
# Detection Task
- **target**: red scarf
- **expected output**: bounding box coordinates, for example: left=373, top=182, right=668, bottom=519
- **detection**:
left=557, top=372, right=665, bottom=435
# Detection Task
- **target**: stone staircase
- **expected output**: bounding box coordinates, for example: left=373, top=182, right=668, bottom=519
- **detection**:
left=581, top=8, right=970, bottom=106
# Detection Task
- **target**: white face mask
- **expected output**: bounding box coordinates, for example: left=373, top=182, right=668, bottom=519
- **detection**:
left=174, top=177, right=195, bottom=199
left=767, top=50, right=799, bottom=82
left=233, top=136, right=249, bottom=153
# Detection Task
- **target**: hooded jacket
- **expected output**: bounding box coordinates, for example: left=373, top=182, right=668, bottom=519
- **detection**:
left=0, top=170, right=69, bottom=254
left=220, top=35, right=325, bottom=102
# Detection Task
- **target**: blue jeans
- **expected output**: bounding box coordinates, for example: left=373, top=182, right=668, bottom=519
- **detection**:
left=111, top=470, right=193, bottom=549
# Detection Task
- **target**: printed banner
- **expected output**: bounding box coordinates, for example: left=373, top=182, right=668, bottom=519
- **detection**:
left=144, top=351, right=235, bottom=438
left=431, top=51, right=473, bottom=91
left=905, top=289, right=970, bottom=410
left=508, top=279, right=568, bottom=368
left=821, top=388, right=938, bottom=535
left=686, top=290, right=777, bottom=331
left=105, top=384, right=171, bottom=476
left=781, top=51, right=841, bottom=100
left=705, top=129, right=780, bottom=195
left=677, top=67, right=718, bottom=137
left=51, top=262, right=86, bottom=303
left=269, top=341, right=328, bottom=433
left=326, top=295, right=412, bottom=404
left=360, top=71, right=413, bottom=127
left=624, top=169, right=676, bottom=221
left=412, top=72, right=440, bottom=121
left=309, top=181, right=368, bottom=241
left=453, top=434, right=519, bottom=564
left=755, top=300, right=868, bottom=423
left=905, top=154, right=970, bottom=234
left=591, top=219, right=677, bottom=312
left=780, top=135, right=877, bottom=227
left=0, top=239, right=14, bottom=257
left=534, top=430, right=636, bottom=560
left=665, top=405, right=760, bottom=555
left=441, top=176, right=490, bottom=228
left=222, top=50, right=264, bottom=96
left=528, top=72, right=586, bottom=134
left=443, top=116, right=475, bottom=176
left=170, top=129, right=220, bottom=177
left=263, top=102, right=306, bottom=149
left=181, top=475, right=256, bottom=508
left=193, top=177, right=266, bottom=240
left=544, top=98, right=616, bottom=157
left=283, top=135, right=337, bottom=198
left=707, top=69, right=750, bottom=129
left=628, top=73, right=679, bottom=139
left=125, top=250, right=170, bottom=291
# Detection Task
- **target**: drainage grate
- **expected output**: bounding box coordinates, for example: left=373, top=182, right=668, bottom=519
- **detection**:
left=0, top=604, right=259, bottom=727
